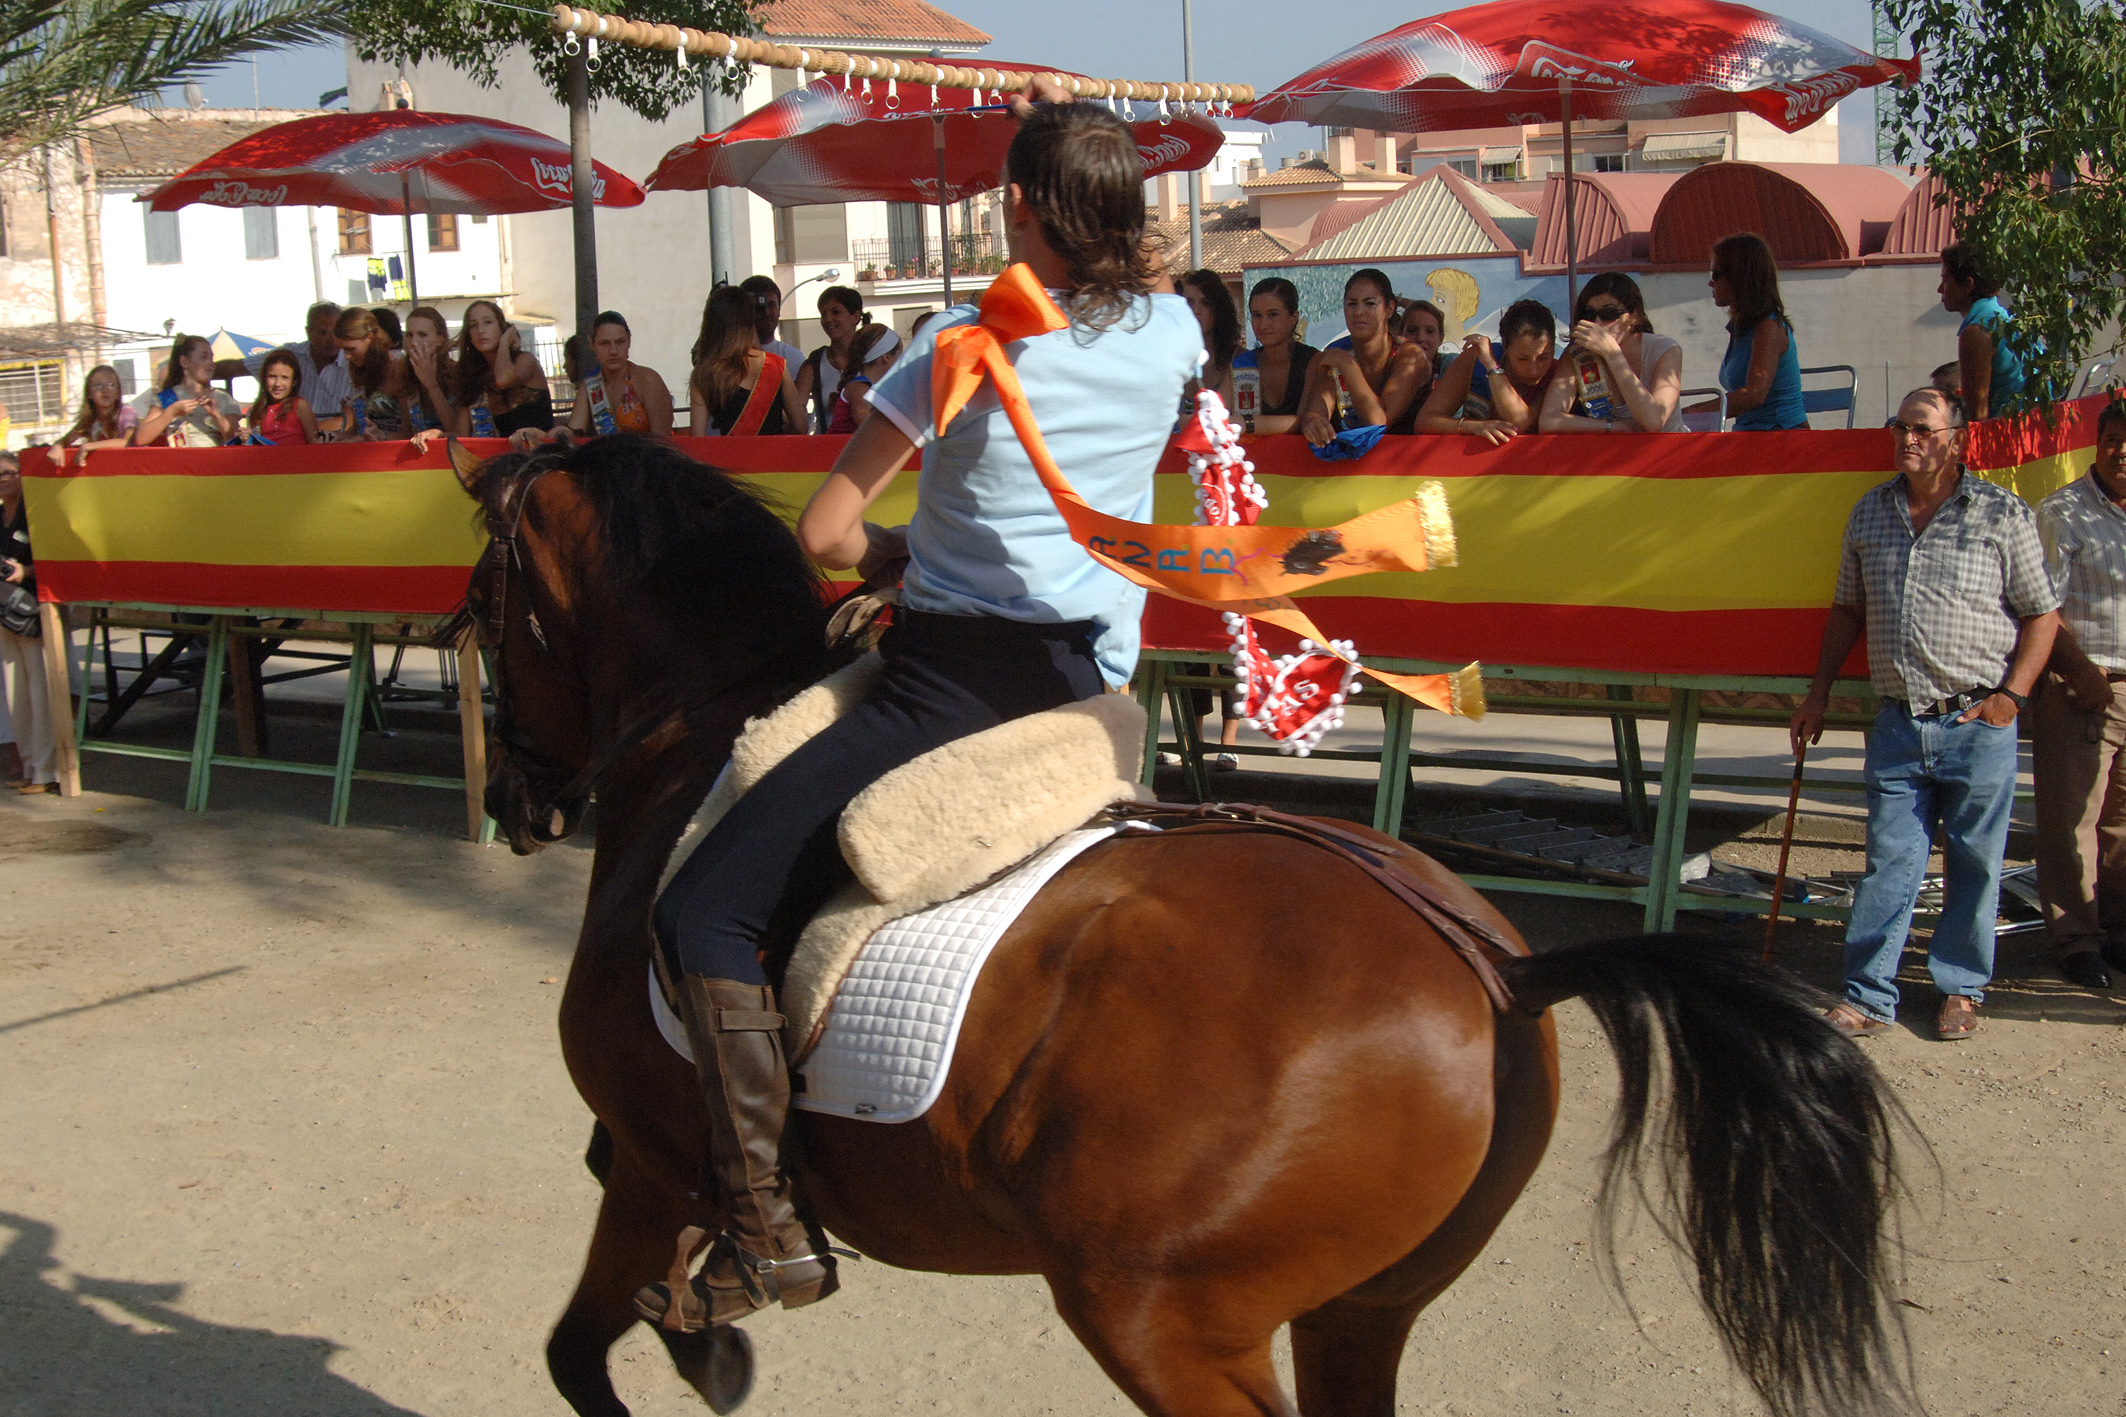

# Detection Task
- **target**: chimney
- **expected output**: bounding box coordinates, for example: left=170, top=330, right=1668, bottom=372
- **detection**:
left=1158, top=172, right=1180, bottom=223
left=1328, top=130, right=1357, bottom=174
left=1376, top=131, right=1397, bottom=174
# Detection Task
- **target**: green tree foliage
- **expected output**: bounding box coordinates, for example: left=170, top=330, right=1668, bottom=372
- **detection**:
left=1, top=0, right=346, bottom=159
left=1884, top=0, right=2126, bottom=403
left=347, top=0, right=758, bottom=120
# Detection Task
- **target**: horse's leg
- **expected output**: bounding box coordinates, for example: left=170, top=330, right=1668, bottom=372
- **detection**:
left=1048, top=1280, right=1294, bottom=1417
left=547, top=1147, right=705, bottom=1417
left=1289, top=1011, right=1560, bottom=1417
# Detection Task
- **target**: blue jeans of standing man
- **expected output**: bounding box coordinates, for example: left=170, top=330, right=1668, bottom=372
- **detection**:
left=1843, top=703, right=2021, bottom=1021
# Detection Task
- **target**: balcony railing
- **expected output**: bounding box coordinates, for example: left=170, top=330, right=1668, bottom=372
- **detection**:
left=849, top=230, right=1008, bottom=282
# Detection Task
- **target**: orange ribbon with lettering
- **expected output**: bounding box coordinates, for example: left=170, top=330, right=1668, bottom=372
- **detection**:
left=930, top=264, right=1481, bottom=717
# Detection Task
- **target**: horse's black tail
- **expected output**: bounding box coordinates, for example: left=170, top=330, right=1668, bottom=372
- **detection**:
left=1504, top=934, right=1920, bottom=1417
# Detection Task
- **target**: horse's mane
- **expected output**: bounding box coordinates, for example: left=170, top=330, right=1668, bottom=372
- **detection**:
left=475, top=433, right=830, bottom=660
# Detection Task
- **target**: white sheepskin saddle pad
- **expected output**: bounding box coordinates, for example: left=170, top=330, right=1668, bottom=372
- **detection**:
left=652, top=651, right=1153, bottom=1118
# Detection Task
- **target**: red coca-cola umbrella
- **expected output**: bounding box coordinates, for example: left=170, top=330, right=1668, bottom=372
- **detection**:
left=648, top=64, right=1223, bottom=298
left=141, top=108, right=646, bottom=302
left=1244, top=0, right=1918, bottom=299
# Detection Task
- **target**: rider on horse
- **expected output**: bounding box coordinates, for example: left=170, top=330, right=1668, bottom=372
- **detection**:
left=640, top=86, right=1206, bottom=1330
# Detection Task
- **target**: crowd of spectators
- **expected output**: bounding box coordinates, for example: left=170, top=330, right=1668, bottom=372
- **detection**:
left=35, top=230, right=2030, bottom=462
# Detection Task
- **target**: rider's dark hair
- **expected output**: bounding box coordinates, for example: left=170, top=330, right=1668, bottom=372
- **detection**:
left=1005, top=101, right=1159, bottom=331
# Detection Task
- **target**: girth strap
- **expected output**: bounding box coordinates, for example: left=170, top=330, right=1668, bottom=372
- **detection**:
left=1106, top=801, right=1536, bottom=1017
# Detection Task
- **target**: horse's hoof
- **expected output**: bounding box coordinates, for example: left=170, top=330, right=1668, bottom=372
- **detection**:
left=657, top=1322, right=754, bottom=1413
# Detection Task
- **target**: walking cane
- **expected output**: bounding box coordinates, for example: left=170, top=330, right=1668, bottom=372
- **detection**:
left=1762, top=745, right=1807, bottom=961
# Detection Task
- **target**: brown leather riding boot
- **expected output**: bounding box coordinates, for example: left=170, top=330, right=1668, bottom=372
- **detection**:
left=634, top=977, right=837, bottom=1332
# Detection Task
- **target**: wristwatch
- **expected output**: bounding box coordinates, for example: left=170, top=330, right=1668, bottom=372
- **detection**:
left=1995, top=686, right=2029, bottom=709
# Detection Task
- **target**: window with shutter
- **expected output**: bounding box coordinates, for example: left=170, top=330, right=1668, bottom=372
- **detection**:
left=427, top=213, right=459, bottom=251
left=338, top=208, right=371, bottom=255
left=243, top=206, right=279, bottom=260
left=144, top=209, right=182, bottom=264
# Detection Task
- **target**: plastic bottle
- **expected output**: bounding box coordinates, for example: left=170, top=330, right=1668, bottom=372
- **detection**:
left=1233, top=365, right=1261, bottom=433
left=1330, top=366, right=1353, bottom=422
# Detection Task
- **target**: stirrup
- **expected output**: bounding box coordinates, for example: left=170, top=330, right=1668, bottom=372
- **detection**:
left=634, top=1226, right=846, bottom=1332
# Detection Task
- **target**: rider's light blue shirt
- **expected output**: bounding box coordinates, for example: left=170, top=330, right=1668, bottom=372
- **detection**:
left=868, top=292, right=1203, bottom=688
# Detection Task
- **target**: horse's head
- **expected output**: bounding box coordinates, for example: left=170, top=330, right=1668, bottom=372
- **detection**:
left=450, top=434, right=831, bottom=856
left=454, top=437, right=600, bottom=853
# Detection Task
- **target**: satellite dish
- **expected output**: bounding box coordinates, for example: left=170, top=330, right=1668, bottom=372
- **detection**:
left=184, top=83, right=207, bottom=109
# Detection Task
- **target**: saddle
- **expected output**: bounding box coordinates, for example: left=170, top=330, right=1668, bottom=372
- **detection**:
left=657, top=653, right=1154, bottom=1059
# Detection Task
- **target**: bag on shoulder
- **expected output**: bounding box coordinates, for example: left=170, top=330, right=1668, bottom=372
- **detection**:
left=0, top=581, right=39, bottom=638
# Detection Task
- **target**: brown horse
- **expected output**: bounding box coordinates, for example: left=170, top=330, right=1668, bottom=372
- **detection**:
left=453, top=434, right=1917, bottom=1417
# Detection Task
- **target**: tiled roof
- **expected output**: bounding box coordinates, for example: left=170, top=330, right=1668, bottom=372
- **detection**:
left=1297, top=166, right=1522, bottom=261
left=1145, top=201, right=1295, bottom=275
left=758, top=0, right=990, bottom=47
left=1241, top=158, right=1407, bottom=192
left=83, top=109, right=319, bottom=181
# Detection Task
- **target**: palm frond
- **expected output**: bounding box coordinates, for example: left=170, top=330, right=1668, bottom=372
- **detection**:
left=0, top=0, right=348, bottom=158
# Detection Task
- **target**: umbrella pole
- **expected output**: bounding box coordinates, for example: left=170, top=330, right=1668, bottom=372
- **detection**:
left=1559, top=76, right=1576, bottom=314
left=935, top=114, right=953, bottom=304
left=400, top=171, right=420, bottom=306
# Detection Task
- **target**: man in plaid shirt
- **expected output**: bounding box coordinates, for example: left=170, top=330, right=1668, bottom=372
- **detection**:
left=2031, top=402, right=2126, bottom=991
left=1792, top=387, right=2060, bottom=1041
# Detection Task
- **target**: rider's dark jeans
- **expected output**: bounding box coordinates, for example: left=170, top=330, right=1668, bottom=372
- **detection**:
left=655, top=609, right=1105, bottom=985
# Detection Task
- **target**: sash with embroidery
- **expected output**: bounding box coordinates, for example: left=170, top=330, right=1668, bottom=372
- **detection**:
left=581, top=373, right=617, bottom=436
left=468, top=401, right=499, bottom=437
left=345, top=393, right=369, bottom=438
left=928, top=264, right=1479, bottom=720
left=729, top=352, right=785, bottom=436
left=407, top=399, right=437, bottom=434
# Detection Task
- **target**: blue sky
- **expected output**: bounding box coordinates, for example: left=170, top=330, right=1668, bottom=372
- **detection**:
left=178, top=0, right=1894, bottom=163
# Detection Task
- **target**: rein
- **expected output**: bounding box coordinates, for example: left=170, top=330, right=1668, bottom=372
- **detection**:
left=467, top=457, right=800, bottom=838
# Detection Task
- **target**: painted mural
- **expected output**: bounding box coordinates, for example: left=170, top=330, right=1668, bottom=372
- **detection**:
left=1244, top=256, right=1571, bottom=349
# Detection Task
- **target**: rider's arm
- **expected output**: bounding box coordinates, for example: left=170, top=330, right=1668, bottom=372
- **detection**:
left=797, top=413, right=916, bottom=568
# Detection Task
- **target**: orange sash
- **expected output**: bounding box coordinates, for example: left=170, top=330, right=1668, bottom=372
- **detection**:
left=930, top=264, right=1479, bottom=716
left=731, top=351, right=786, bottom=436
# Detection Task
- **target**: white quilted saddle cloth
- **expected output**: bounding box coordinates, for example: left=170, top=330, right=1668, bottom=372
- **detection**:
left=652, top=827, right=1114, bottom=1124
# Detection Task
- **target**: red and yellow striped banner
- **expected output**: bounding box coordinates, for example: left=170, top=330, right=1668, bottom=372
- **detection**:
left=15, top=437, right=917, bottom=614
left=1142, top=397, right=2106, bottom=678
left=19, top=397, right=2103, bottom=674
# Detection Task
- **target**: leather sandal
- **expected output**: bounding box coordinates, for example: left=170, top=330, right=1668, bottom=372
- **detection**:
left=1824, top=1002, right=1892, bottom=1037
left=1935, top=994, right=1980, bottom=1041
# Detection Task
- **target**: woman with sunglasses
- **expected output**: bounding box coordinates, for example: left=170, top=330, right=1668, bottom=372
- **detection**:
left=1710, top=232, right=1806, bottom=430
left=1539, top=273, right=1685, bottom=433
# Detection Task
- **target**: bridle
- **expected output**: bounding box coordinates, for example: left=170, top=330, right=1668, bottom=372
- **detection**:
left=466, top=456, right=774, bottom=845
left=468, top=461, right=601, bottom=842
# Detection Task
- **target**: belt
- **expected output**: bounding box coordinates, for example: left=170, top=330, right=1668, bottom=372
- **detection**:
left=1901, top=687, right=1994, bottom=718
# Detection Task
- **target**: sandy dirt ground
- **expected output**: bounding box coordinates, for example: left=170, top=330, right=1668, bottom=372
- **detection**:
left=4, top=749, right=2125, bottom=1416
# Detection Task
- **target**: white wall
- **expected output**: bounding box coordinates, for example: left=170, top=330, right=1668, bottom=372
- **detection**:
left=345, top=48, right=774, bottom=393
left=1640, top=261, right=1953, bottom=430
left=100, top=192, right=505, bottom=350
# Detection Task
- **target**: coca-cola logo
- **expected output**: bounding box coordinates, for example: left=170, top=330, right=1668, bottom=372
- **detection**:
left=1771, top=73, right=1857, bottom=121
left=1136, top=133, right=1194, bottom=168
left=200, top=179, right=287, bottom=207
left=528, top=157, right=606, bottom=200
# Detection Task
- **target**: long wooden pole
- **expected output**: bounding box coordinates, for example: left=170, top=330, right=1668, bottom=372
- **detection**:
left=546, top=5, right=1256, bottom=106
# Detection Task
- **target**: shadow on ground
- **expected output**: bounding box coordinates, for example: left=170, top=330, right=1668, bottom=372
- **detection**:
left=0, top=1212, right=424, bottom=1417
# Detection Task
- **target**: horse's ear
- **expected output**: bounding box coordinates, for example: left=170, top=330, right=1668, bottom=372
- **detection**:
left=446, top=437, right=484, bottom=496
